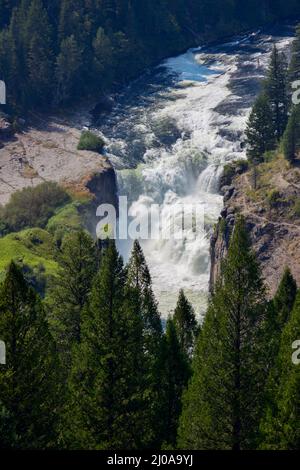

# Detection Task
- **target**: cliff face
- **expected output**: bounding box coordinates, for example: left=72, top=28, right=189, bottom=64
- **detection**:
left=0, top=113, right=118, bottom=210
left=210, top=157, right=300, bottom=296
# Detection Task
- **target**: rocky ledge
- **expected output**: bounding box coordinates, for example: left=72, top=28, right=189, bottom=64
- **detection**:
left=210, top=157, right=300, bottom=296
left=0, top=112, right=117, bottom=208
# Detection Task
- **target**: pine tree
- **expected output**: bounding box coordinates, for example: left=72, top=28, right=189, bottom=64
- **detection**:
left=126, top=240, right=163, bottom=345
left=0, top=262, right=60, bottom=449
left=178, top=217, right=268, bottom=450
left=65, top=241, right=146, bottom=449
left=49, top=230, right=97, bottom=369
left=264, top=45, right=288, bottom=140
left=55, top=35, right=82, bottom=104
left=289, top=23, right=300, bottom=84
left=173, top=289, right=198, bottom=357
left=126, top=240, right=164, bottom=447
left=93, top=27, right=114, bottom=88
left=261, top=269, right=298, bottom=406
left=273, top=268, right=297, bottom=329
left=260, top=291, right=300, bottom=449
left=282, top=105, right=300, bottom=163
left=58, top=0, right=85, bottom=42
left=161, top=318, right=190, bottom=448
left=0, top=401, right=17, bottom=448
left=25, top=0, right=54, bottom=106
left=246, top=93, right=275, bottom=163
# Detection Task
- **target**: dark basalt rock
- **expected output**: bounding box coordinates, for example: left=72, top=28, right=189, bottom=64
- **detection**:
left=0, top=114, right=13, bottom=138
left=91, top=96, right=115, bottom=119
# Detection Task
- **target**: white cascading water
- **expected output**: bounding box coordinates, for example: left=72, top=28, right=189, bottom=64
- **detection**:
left=94, top=27, right=293, bottom=318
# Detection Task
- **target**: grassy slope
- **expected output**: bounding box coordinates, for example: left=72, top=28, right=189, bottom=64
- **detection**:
left=244, top=153, right=300, bottom=221
left=0, top=228, right=58, bottom=278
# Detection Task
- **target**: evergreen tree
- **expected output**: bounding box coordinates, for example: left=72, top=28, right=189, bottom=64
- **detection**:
left=49, top=230, right=97, bottom=368
left=25, top=0, right=54, bottom=106
left=262, top=269, right=298, bottom=399
left=289, top=23, right=300, bottom=84
left=65, top=241, right=146, bottom=449
left=264, top=45, right=288, bottom=140
left=0, top=401, right=17, bottom=448
left=246, top=93, right=275, bottom=163
left=260, top=291, right=300, bottom=449
left=126, top=240, right=163, bottom=345
left=173, top=289, right=198, bottom=357
left=0, top=262, right=60, bottom=449
left=282, top=105, right=300, bottom=163
left=178, top=217, right=268, bottom=450
left=93, top=27, right=114, bottom=88
left=273, top=268, right=297, bottom=329
left=161, top=318, right=190, bottom=448
left=126, top=240, right=164, bottom=447
left=55, top=35, right=82, bottom=104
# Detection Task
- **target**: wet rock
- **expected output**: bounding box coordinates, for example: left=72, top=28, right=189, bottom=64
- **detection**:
left=224, top=185, right=235, bottom=202
left=220, top=207, right=227, bottom=217
left=91, top=96, right=114, bottom=118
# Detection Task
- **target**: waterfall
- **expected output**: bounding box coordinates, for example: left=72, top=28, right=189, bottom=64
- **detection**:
left=94, top=29, right=293, bottom=318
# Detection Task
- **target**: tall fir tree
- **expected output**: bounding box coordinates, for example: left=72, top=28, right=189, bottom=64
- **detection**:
left=173, top=289, right=198, bottom=357
left=264, top=45, right=288, bottom=141
left=260, top=291, right=300, bottom=449
left=0, top=262, right=60, bottom=449
left=178, top=217, right=268, bottom=450
left=49, top=230, right=97, bottom=369
left=262, top=268, right=298, bottom=406
left=161, top=318, right=191, bottom=448
left=246, top=93, right=275, bottom=163
left=55, top=34, right=82, bottom=104
left=64, top=241, right=147, bottom=449
left=25, top=0, right=54, bottom=106
left=126, top=240, right=164, bottom=447
left=282, top=104, right=300, bottom=163
left=273, top=268, right=297, bottom=329
left=289, top=23, right=300, bottom=84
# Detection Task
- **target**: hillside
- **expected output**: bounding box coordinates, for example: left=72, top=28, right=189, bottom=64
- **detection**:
left=210, top=155, right=300, bottom=296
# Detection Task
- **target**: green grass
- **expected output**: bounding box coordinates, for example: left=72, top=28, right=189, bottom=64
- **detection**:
left=0, top=228, right=58, bottom=279
left=77, top=131, right=105, bottom=153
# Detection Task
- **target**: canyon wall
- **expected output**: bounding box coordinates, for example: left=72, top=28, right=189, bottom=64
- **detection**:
left=210, top=160, right=300, bottom=296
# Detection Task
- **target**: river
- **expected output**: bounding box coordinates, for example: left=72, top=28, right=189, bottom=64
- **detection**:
left=93, top=24, right=294, bottom=318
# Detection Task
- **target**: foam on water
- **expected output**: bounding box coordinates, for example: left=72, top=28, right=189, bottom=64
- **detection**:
left=95, top=28, right=294, bottom=319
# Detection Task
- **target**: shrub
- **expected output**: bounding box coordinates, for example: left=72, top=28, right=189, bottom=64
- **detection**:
left=219, top=218, right=227, bottom=236
left=267, top=189, right=281, bottom=208
left=77, top=131, right=105, bottom=153
left=293, top=198, right=300, bottom=217
left=0, top=182, right=70, bottom=232
left=222, top=159, right=248, bottom=186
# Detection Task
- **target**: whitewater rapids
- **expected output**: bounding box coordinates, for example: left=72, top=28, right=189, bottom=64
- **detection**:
left=94, top=25, right=293, bottom=318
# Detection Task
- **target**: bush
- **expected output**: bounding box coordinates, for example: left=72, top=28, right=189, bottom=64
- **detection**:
left=267, top=189, right=281, bottom=208
left=21, top=263, right=47, bottom=298
left=0, top=182, right=70, bottom=233
left=293, top=199, right=300, bottom=217
left=222, top=160, right=248, bottom=187
left=77, top=131, right=105, bottom=153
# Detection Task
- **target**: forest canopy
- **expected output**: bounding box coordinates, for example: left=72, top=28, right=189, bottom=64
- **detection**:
left=1, top=0, right=300, bottom=112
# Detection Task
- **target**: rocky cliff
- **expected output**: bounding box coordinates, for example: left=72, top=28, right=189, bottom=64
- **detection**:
left=0, top=112, right=118, bottom=212
left=210, top=156, right=300, bottom=296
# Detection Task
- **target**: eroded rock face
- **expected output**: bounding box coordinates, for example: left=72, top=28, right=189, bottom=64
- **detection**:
left=210, top=162, right=300, bottom=296
left=0, top=113, right=117, bottom=207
